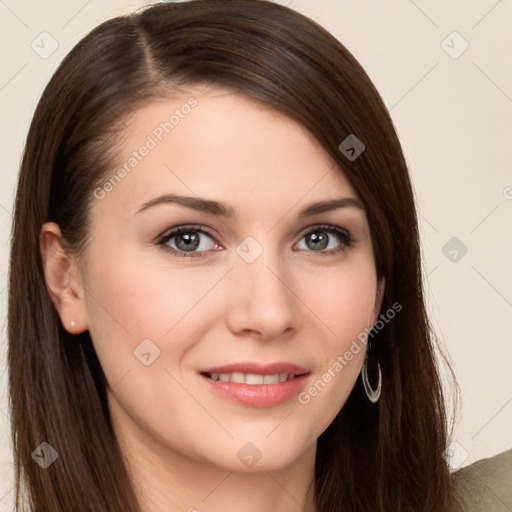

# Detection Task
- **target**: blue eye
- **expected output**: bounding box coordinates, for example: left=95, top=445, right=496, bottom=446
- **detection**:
left=296, top=224, right=355, bottom=255
left=157, top=224, right=355, bottom=258
left=157, top=225, right=219, bottom=258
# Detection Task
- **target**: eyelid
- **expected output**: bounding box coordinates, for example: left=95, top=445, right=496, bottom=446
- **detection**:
left=296, top=222, right=351, bottom=240
left=157, top=224, right=217, bottom=243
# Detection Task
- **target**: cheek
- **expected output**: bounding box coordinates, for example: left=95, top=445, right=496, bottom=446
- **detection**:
left=310, top=259, right=379, bottom=348
left=294, top=258, right=378, bottom=419
left=82, top=249, right=223, bottom=381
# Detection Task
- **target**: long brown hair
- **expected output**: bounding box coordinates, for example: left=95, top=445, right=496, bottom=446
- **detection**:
left=8, top=1, right=460, bottom=510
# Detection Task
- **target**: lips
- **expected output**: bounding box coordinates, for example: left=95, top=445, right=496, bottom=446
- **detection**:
left=197, top=361, right=311, bottom=407
left=198, top=361, right=310, bottom=376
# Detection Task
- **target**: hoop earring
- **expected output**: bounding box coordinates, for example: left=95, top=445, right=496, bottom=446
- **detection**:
left=361, top=346, right=382, bottom=403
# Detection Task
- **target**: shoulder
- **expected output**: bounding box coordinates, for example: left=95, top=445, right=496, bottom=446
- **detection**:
left=450, top=448, right=512, bottom=512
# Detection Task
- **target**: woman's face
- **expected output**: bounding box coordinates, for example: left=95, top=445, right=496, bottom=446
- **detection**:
left=72, top=88, right=383, bottom=472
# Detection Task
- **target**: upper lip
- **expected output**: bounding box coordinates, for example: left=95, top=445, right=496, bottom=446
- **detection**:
left=198, top=361, right=310, bottom=376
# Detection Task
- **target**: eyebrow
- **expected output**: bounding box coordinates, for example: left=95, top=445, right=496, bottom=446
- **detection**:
left=135, top=193, right=364, bottom=218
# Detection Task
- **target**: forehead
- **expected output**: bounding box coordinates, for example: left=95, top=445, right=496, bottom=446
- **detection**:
left=93, top=88, right=360, bottom=221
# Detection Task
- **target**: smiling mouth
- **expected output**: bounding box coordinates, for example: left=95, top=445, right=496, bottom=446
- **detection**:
left=198, top=364, right=311, bottom=407
left=201, top=371, right=305, bottom=384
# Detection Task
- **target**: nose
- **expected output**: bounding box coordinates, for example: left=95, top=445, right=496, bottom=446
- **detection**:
left=225, top=247, right=298, bottom=341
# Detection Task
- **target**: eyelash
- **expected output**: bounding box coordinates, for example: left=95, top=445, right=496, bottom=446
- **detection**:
left=156, top=224, right=356, bottom=259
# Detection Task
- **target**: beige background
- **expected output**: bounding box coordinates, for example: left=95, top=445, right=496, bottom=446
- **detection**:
left=1, top=0, right=511, bottom=508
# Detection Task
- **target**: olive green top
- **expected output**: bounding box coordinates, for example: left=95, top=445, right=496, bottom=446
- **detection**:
left=451, top=448, right=512, bottom=511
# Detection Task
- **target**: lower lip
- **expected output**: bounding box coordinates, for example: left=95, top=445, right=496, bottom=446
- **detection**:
left=199, top=373, right=310, bottom=408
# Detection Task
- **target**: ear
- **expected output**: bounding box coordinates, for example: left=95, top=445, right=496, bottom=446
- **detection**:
left=372, top=276, right=386, bottom=325
left=39, top=222, right=89, bottom=334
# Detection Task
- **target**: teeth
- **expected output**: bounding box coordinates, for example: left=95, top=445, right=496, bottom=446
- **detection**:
left=206, top=372, right=296, bottom=384
left=230, top=372, right=246, bottom=383
left=246, top=373, right=263, bottom=385
left=263, top=374, right=279, bottom=384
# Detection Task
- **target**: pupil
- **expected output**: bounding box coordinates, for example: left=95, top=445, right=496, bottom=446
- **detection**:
left=177, top=232, right=199, bottom=251
left=308, top=232, right=327, bottom=250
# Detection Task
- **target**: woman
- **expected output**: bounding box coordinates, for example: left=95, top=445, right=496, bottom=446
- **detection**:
left=8, top=0, right=467, bottom=510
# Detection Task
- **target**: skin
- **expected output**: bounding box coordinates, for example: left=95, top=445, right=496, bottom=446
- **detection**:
left=40, top=87, right=384, bottom=512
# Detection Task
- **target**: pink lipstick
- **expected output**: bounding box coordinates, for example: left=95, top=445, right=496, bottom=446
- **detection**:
left=198, top=361, right=310, bottom=408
